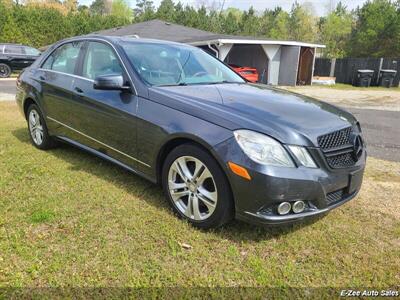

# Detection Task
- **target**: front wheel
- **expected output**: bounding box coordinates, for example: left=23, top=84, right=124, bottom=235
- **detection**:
left=0, top=63, right=11, bottom=78
left=162, top=144, right=234, bottom=229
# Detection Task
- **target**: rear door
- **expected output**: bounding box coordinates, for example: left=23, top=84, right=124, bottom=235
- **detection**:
left=68, top=41, right=139, bottom=168
left=37, top=41, right=84, bottom=137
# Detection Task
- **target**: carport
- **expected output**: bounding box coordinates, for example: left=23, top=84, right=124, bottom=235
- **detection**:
left=94, top=20, right=325, bottom=86
left=192, top=38, right=324, bottom=86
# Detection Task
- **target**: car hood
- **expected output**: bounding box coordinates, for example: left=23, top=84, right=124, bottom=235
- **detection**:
left=149, top=83, right=356, bottom=146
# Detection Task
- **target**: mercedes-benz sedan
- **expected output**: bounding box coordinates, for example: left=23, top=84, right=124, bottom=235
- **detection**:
left=16, top=36, right=366, bottom=228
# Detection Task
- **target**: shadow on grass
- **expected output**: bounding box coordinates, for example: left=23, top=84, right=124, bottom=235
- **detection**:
left=12, top=127, right=323, bottom=241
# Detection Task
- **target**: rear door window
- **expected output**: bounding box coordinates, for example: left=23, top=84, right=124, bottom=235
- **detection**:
left=42, top=42, right=82, bottom=75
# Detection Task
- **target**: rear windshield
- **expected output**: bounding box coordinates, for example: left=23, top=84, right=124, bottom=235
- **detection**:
left=121, top=42, right=244, bottom=86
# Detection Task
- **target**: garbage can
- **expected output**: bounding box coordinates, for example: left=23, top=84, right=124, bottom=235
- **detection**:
left=378, top=69, right=397, bottom=88
left=353, top=69, right=374, bottom=87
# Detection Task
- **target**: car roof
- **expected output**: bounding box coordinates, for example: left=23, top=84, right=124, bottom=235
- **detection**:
left=56, top=35, right=196, bottom=49
left=0, top=43, right=23, bottom=46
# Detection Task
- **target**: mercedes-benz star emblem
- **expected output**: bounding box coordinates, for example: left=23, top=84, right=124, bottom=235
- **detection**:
left=352, top=135, right=363, bottom=161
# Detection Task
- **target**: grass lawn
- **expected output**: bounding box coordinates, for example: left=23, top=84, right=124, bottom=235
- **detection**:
left=0, top=101, right=399, bottom=295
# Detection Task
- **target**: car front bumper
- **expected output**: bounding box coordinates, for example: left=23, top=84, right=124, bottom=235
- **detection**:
left=214, top=137, right=366, bottom=226
left=237, top=189, right=360, bottom=225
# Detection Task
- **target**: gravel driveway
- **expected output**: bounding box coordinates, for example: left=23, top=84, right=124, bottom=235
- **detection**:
left=0, top=78, right=17, bottom=101
left=346, top=108, right=400, bottom=162
left=284, top=86, right=400, bottom=111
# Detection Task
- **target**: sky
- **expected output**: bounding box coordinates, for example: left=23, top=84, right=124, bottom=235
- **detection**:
left=79, top=0, right=368, bottom=16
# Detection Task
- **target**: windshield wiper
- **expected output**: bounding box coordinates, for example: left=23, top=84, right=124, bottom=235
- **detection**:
left=156, top=81, right=242, bottom=87
left=199, top=81, right=242, bottom=85
left=156, top=82, right=188, bottom=87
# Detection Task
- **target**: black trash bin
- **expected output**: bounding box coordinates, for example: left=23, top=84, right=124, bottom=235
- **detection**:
left=378, top=69, right=397, bottom=88
left=353, top=69, right=374, bottom=87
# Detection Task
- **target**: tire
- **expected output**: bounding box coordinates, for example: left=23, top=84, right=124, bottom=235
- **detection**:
left=162, top=143, right=234, bottom=229
left=0, top=63, right=12, bottom=78
left=26, top=104, right=57, bottom=150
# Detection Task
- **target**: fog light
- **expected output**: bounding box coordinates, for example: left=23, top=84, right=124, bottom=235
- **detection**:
left=277, top=202, right=291, bottom=215
left=292, top=201, right=305, bottom=213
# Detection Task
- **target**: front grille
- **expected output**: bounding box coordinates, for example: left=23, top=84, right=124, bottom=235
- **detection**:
left=318, top=127, right=352, bottom=150
left=326, top=153, right=356, bottom=168
left=326, top=189, right=344, bottom=205
left=317, top=126, right=359, bottom=168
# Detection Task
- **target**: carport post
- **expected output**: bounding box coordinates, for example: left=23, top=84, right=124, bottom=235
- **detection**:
left=216, top=43, right=233, bottom=61
left=261, top=45, right=281, bottom=85
left=329, top=58, right=336, bottom=77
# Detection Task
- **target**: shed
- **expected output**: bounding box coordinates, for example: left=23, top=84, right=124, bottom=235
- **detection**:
left=94, top=19, right=325, bottom=86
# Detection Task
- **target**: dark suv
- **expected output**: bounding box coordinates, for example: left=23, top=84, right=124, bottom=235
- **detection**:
left=16, top=36, right=366, bottom=228
left=0, top=43, right=41, bottom=78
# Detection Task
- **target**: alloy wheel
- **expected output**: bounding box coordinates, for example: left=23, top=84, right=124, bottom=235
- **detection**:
left=0, top=64, right=11, bottom=78
left=28, top=109, right=44, bottom=145
left=168, top=156, right=218, bottom=221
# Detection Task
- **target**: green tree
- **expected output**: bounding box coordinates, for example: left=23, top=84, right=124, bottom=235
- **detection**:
left=240, top=6, right=259, bottom=36
left=222, top=10, right=240, bottom=34
left=0, top=2, right=130, bottom=47
left=111, top=0, right=132, bottom=21
left=0, top=4, right=25, bottom=44
left=288, top=1, right=317, bottom=42
left=257, top=7, right=289, bottom=39
left=64, top=0, right=78, bottom=12
left=319, top=2, right=353, bottom=58
left=174, top=4, right=197, bottom=27
left=269, top=10, right=290, bottom=40
left=156, top=0, right=175, bottom=22
left=90, top=0, right=107, bottom=15
left=134, top=0, right=155, bottom=21
left=77, top=5, right=89, bottom=12
left=349, top=0, right=400, bottom=57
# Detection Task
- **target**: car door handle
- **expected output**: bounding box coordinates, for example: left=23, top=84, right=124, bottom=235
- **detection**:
left=74, top=87, right=83, bottom=94
left=39, top=75, right=46, bottom=81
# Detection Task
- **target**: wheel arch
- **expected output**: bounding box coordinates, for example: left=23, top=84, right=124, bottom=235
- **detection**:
left=23, top=97, right=38, bottom=119
left=156, top=134, right=230, bottom=187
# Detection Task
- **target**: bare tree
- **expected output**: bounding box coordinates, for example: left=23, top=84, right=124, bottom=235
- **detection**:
left=195, top=0, right=225, bottom=12
left=326, top=0, right=337, bottom=14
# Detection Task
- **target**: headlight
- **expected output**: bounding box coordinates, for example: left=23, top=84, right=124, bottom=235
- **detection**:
left=234, top=130, right=294, bottom=167
left=288, top=145, right=317, bottom=168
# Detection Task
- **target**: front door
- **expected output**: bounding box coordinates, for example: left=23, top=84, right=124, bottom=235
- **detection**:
left=69, top=41, right=139, bottom=169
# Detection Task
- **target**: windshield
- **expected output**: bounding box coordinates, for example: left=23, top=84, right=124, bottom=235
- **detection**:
left=121, top=42, right=245, bottom=86
left=25, top=46, right=41, bottom=56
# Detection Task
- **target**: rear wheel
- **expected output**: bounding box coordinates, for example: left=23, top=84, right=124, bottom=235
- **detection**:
left=162, top=144, right=234, bottom=229
left=0, top=63, right=11, bottom=78
left=27, top=104, right=57, bottom=150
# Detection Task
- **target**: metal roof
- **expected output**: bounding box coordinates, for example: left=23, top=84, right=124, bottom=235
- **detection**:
left=94, top=19, right=325, bottom=48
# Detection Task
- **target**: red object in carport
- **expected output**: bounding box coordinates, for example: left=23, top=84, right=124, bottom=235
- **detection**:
left=229, top=64, right=259, bottom=83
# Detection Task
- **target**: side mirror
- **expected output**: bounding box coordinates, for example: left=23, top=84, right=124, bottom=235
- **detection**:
left=93, top=74, right=131, bottom=92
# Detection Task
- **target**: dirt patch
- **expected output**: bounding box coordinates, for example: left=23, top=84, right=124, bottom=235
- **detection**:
left=283, top=86, right=400, bottom=111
